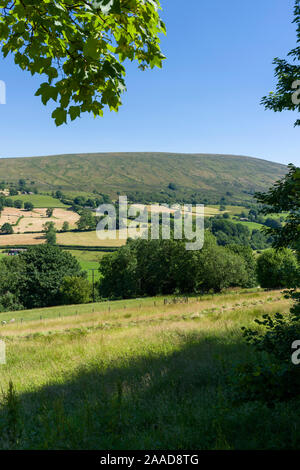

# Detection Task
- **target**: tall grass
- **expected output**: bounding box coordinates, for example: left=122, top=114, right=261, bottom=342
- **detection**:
left=0, top=289, right=298, bottom=450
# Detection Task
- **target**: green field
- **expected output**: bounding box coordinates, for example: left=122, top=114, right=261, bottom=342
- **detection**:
left=9, top=194, right=69, bottom=208
left=209, top=205, right=249, bottom=215
left=65, top=249, right=106, bottom=282
left=0, top=288, right=296, bottom=450
left=231, top=219, right=264, bottom=231
left=0, top=153, right=287, bottom=204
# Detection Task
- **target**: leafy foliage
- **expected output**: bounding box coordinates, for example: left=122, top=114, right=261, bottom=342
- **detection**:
left=0, top=0, right=165, bottom=125
left=256, top=164, right=300, bottom=249
left=98, top=233, right=255, bottom=299
left=234, top=166, right=300, bottom=404
left=0, top=222, right=13, bottom=234
left=261, top=1, right=300, bottom=126
left=0, top=245, right=85, bottom=308
left=256, top=248, right=299, bottom=289
left=60, top=275, right=92, bottom=304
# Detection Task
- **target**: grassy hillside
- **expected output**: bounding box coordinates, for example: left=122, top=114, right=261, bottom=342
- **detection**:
left=0, top=153, right=287, bottom=204
left=0, top=289, right=297, bottom=450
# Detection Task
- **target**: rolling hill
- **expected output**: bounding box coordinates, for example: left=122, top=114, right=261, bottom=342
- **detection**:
left=0, top=152, right=287, bottom=204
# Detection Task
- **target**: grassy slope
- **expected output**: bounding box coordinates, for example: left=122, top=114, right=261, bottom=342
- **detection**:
left=0, top=153, right=287, bottom=203
left=0, top=289, right=298, bottom=450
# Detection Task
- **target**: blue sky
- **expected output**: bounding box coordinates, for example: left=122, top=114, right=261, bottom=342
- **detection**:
left=0, top=0, right=299, bottom=165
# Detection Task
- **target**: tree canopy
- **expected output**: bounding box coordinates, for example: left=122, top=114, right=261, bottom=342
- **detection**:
left=255, top=164, right=300, bottom=250
left=0, top=0, right=165, bottom=125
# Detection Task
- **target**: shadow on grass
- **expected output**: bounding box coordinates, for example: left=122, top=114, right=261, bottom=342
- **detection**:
left=0, top=330, right=299, bottom=450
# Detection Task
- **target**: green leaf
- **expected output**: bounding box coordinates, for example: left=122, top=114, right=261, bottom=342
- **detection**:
left=52, top=108, right=67, bottom=126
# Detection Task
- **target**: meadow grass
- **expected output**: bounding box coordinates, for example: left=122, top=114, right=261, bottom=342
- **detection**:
left=9, top=195, right=69, bottom=208
left=64, top=249, right=107, bottom=282
left=0, top=289, right=298, bottom=450
left=230, top=219, right=263, bottom=231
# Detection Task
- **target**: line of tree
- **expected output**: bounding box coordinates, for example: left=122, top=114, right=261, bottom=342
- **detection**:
left=98, top=233, right=299, bottom=300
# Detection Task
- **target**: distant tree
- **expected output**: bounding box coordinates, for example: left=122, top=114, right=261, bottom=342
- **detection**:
left=4, top=198, right=13, bottom=207
left=46, top=208, right=54, bottom=218
left=43, top=221, right=57, bottom=245
left=13, top=200, right=23, bottom=209
left=45, top=228, right=57, bottom=246
left=9, top=188, right=18, bottom=196
left=76, top=210, right=96, bottom=231
left=248, top=208, right=258, bottom=221
left=24, top=202, right=34, bottom=211
left=264, top=217, right=282, bottom=229
left=0, top=222, right=13, bottom=234
left=62, top=221, right=70, bottom=232
left=211, top=218, right=251, bottom=247
left=250, top=229, right=273, bottom=251
left=168, top=182, right=178, bottom=191
left=74, top=196, right=86, bottom=206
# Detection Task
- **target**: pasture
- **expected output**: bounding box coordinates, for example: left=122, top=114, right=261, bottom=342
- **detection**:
left=65, top=249, right=106, bottom=282
left=0, top=288, right=298, bottom=450
left=9, top=194, right=69, bottom=208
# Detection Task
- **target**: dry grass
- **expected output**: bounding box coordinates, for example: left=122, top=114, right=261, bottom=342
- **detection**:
left=0, top=207, right=79, bottom=234
left=0, top=232, right=46, bottom=246
left=57, top=231, right=126, bottom=247
left=0, top=289, right=289, bottom=338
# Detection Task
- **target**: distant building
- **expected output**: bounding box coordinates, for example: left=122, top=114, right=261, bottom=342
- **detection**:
left=7, top=249, right=27, bottom=256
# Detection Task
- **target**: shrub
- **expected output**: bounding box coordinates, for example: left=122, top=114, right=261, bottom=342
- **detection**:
left=0, top=223, right=13, bottom=234
left=24, top=202, right=34, bottom=211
